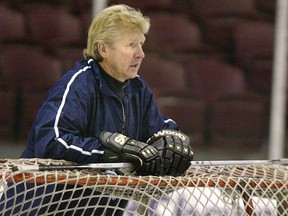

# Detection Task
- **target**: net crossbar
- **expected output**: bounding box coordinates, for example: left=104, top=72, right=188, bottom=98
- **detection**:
left=0, top=158, right=287, bottom=215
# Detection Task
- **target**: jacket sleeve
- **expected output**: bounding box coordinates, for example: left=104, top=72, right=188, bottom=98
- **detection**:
left=27, top=74, right=104, bottom=163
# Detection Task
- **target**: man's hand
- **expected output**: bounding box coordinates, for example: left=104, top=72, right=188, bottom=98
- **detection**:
left=147, top=129, right=194, bottom=176
left=100, top=132, right=163, bottom=175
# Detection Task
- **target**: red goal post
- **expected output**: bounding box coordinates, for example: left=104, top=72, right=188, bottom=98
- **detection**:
left=0, top=158, right=287, bottom=215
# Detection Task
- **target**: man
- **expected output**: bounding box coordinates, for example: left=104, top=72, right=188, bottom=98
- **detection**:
left=2, top=4, right=193, bottom=215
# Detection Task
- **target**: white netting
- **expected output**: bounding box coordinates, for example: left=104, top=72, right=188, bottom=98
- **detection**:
left=0, top=158, right=287, bottom=215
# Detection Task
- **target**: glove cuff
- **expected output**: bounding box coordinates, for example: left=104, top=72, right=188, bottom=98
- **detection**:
left=147, top=129, right=190, bottom=144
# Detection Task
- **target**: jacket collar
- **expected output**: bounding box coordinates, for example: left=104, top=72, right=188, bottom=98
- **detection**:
left=87, top=58, right=144, bottom=98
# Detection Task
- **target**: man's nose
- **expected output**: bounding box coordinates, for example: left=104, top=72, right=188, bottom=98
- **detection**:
left=136, top=46, right=145, bottom=58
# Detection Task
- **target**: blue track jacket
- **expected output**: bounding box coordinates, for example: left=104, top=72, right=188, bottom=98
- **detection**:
left=21, top=58, right=179, bottom=163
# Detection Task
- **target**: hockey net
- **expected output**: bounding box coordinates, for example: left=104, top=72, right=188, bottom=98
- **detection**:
left=0, top=158, right=287, bottom=215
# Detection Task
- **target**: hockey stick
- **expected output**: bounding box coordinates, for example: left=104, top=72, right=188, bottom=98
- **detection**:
left=12, top=162, right=135, bottom=172
left=11, top=158, right=288, bottom=173
left=190, top=158, right=288, bottom=166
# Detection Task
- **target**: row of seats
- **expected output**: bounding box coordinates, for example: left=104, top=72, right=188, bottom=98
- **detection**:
left=1, top=0, right=91, bottom=15
left=0, top=45, right=63, bottom=138
left=1, top=0, right=276, bottom=16
left=0, top=2, right=276, bottom=95
left=144, top=12, right=275, bottom=95
left=108, top=0, right=276, bottom=96
left=140, top=55, right=268, bottom=149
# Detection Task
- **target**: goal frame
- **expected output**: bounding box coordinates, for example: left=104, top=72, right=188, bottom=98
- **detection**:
left=1, top=158, right=288, bottom=215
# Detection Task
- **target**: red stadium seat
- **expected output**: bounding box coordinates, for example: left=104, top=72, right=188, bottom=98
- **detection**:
left=246, top=58, right=273, bottom=94
left=190, top=0, right=268, bottom=19
left=189, top=0, right=273, bottom=51
left=255, top=0, right=276, bottom=14
left=157, top=97, right=207, bottom=146
left=183, top=58, right=247, bottom=102
left=0, top=4, right=27, bottom=43
left=139, top=54, right=206, bottom=143
left=233, top=21, right=274, bottom=69
left=139, top=54, right=189, bottom=98
left=108, top=0, right=174, bottom=12
left=24, top=4, right=84, bottom=50
left=0, top=45, right=63, bottom=138
left=0, top=45, right=62, bottom=90
left=144, top=12, right=218, bottom=56
left=0, top=91, right=16, bottom=139
left=211, top=97, right=268, bottom=150
left=54, top=47, right=83, bottom=72
left=182, top=58, right=268, bottom=149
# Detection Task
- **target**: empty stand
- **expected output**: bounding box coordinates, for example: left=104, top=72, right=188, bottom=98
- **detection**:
left=211, top=96, right=268, bottom=150
left=0, top=4, right=27, bottom=43
left=157, top=97, right=207, bottom=146
left=55, top=47, right=84, bottom=72
left=233, top=20, right=275, bottom=97
left=246, top=58, right=273, bottom=94
left=3, top=0, right=72, bottom=10
left=24, top=4, right=84, bottom=50
left=139, top=54, right=189, bottom=97
left=0, top=45, right=63, bottom=138
left=139, top=54, right=207, bottom=142
left=183, top=58, right=247, bottom=102
left=108, top=0, right=174, bottom=12
left=70, top=0, right=92, bottom=14
left=182, top=58, right=268, bottom=148
left=0, top=0, right=275, bottom=147
left=190, top=0, right=269, bottom=19
left=0, top=91, right=16, bottom=139
left=255, top=0, right=276, bottom=14
left=189, top=0, right=273, bottom=52
left=144, top=12, right=218, bottom=56
left=233, top=21, right=274, bottom=69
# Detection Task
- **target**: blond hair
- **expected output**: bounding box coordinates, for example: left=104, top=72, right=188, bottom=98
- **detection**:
left=83, top=4, right=150, bottom=61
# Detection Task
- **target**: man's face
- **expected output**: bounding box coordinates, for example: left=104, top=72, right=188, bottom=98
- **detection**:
left=99, top=31, right=146, bottom=82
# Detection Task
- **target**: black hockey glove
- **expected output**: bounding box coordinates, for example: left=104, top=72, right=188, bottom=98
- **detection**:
left=100, top=131, right=163, bottom=176
left=147, top=129, right=194, bottom=176
left=99, top=148, right=122, bottom=163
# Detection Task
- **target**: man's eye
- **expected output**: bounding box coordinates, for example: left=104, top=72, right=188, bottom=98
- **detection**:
left=129, top=42, right=136, bottom=47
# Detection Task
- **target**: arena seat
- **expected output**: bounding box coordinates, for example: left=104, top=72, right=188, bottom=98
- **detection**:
left=108, top=0, right=174, bottom=12
left=255, top=0, right=276, bottom=14
left=246, top=58, right=273, bottom=94
left=182, top=58, right=268, bottom=148
left=55, top=47, right=84, bottom=73
left=157, top=97, right=207, bottom=146
left=144, top=12, right=218, bottom=56
left=0, top=4, right=27, bottom=43
left=183, top=58, right=247, bottom=102
left=3, top=0, right=72, bottom=10
left=0, top=91, right=16, bottom=139
left=139, top=54, right=206, bottom=143
left=211, top=96, right=268, bottom=150
left=139, top=54, right=189, bottom=98
left=233, top=21, right=274, bottom=69
left=190, top=0, right=271, bottom=19
left=189, top=0, right=273, bottom=52
left=24, top=4, right=84, bottom=50
left=70, top=0, right=92, bottom=14
left=0, top=45, right=62, bottom=138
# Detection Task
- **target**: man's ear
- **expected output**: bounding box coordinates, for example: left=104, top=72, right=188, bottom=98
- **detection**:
left=98, top=42, right=108, bottom=58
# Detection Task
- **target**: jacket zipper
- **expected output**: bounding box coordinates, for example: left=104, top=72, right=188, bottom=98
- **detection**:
left=120, top=100, right=126, bottom=135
